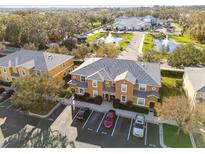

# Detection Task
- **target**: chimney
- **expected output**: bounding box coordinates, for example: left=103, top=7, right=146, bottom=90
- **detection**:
left=15, top=57, right=18, bottom=66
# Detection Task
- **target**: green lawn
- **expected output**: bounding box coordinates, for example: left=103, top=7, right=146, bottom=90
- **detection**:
left=171, top=22, right=183, bottom=30
left=117, top=33, right=134, bottom=49
left=88, top=21, right=102, bottom=28
left=86, top=32, right=107, bottom=43
left=142, top=34, right=154, bottom=52
left=160, top=77, right=184, bottom=100
left=163, top=124, right=192, bottom=148
left=169, top=35, right=205, bottom=48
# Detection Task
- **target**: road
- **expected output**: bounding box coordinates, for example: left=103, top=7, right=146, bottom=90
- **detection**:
left=118, top=32, right=146, bottom=61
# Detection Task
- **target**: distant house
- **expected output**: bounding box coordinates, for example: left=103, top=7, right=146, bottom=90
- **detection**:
left=113, top=16, right=151, bottom=31
left=0, top=49, right=74, bottom=82
left=68, top=58, right=161, bottom=111
left=183, top=67, right=205, bottom=104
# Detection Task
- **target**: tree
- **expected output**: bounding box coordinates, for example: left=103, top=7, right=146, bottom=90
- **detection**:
left=47, top=44, right=68, bottom=54
left=23, top=43, right=37, bottom=50
left=10, top=72, right=63, bottom=111
left=138, top=49, right=163, bottom=63
left=96, top=43, right=120, bottom=58
left=158, top=96, right=205, bottom=137
left=62, top=37, right=77, bottom=51
left=72, top=44, right=90, bottom=61
left=168, top=44, right=204, bottom=67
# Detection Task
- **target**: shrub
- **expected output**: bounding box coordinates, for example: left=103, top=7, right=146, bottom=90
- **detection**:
left=118, top=103, right=149, bottom=114
left=126, top=100, right=133, bottom=106
left=161, top=69, right=184, bottom=78
left=175, top=80, right=183, bottom=88
left=94, top=95, right=103, bottom=105
left=0, top=80, right=11, bottom=87
left=113, top=99, right=120, bottom=108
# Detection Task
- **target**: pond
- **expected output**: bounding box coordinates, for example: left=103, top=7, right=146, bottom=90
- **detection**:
left=99, top=32, right=123, bottom=44
left=153, top=37, right=180, bottom=53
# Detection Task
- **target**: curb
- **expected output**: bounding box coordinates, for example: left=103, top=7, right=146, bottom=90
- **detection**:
left=27, top=102, right=61, bottom=119
left=159, top=123, right=169, bottom=148
left=189, top=133, right=197, bottom=148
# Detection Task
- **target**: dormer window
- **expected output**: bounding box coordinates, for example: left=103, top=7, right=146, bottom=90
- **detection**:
left=80, top=76, right=85, bottom=82
left=139, top=84, right=147, bottom=91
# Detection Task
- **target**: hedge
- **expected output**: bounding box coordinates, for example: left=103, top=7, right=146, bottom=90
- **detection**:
left=113, top=99, right=149, bottom=114
left=161, top=69, right=184, bottom=79
left=74, top=93, right=103, bottom=105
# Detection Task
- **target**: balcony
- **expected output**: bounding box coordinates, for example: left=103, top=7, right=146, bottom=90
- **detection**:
left=103, top=86, right=115, bottom=95
left=133, top=90, right=160, bottom=99
left=68, top=80, right=87, bottom=89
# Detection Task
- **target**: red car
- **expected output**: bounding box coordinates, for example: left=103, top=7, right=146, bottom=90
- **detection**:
left=103, top=110, right=116, bottom=128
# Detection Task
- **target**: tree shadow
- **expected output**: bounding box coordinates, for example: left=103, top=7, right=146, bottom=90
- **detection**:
left=2, top=127, right=75, bottom=148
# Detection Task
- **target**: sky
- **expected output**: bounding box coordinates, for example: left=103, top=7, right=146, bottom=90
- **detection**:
left=0, top=0, right=205, bottom=8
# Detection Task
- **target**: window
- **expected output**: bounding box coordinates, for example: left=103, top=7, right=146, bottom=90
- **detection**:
left=92, top=80, right=98, bottom=88
left=80, top=76, right=86, bottom=82
left=121, top=95, right=127, bottom=103
left=78, top=88, right=85, bottom=95
left=93, top=90, right=98, bottom=97
left=152, top=87, right=156, bottom=91
left=137, top=98, right=145, bottom=106
left=139, top=84, right=147, bottom=91
left=121, top=84, right=127, bottom=92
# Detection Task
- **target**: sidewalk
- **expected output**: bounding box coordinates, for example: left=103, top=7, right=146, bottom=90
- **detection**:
left=61, top=98, right=160, bottom=124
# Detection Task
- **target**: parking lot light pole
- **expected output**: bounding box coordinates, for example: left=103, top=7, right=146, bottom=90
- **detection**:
left=72, top=93, right=75, bottom=110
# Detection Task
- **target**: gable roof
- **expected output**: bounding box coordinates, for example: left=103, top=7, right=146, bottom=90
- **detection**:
left=114, top=71, right=136, bottom=84
left=184, top=67, right=205, bottom=92
left=71, top=58, right=161, bottom=87
left=0, top=49, right=73, bottom=71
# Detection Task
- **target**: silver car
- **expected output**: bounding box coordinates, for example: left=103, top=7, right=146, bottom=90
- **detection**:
left=133, top=115, right=145, bottom=138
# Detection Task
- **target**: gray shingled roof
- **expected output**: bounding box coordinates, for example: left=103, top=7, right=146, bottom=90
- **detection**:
left=0, top=49, right=73, bottom=71
left=71, top=58, right=161, bottom=87
left=184, top=67, right=205, bottom=92
left=133, top=90, right=160, bottom=98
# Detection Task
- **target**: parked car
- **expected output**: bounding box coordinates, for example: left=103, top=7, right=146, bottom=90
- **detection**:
left=0, top=87, right=5, bottom=94
left=133, top=115, right=145, bottom=138
left=77, top=107, right=91, bottom=121
left=103, top=110, right=116, bottom=129
left=0, top=90, right=15, bottom=102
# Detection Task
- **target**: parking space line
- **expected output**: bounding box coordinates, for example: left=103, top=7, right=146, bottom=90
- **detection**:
left=87, top=128, right=93, bottom=131
left=101, top=131, right=107, bottom=135
left=82, top=110, right=93, bottom=129
left=96, top=112, right=106, bottom=132
left=127, top=118, right=133, bottom=141
left=72, top=107, right=81, bottom=120
left=48, top=118, right=54, bottom=121
left=6, top=104, right=13, bottom=109
left=0, top=99, right=9, bottom=105
left=15, top=107, right=21, bottom=112
left=145, top=122, right=148, bottom=145
left=111, top=115, right=120, bottom=136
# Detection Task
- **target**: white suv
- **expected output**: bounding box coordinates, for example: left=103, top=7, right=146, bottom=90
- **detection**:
left=133, top=115, right=145, bottom=138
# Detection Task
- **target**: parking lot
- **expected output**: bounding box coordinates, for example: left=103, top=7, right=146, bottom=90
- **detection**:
left=70, top=106, right=161, bottom=148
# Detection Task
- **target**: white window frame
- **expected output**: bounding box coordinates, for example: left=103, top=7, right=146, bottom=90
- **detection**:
left=92, top=80, right=98, bottom=88
left=80, top=76, right=86, bottom=82
left=137, top=98, right=145, bottom=106
left=121, top=95, right=127, bottom=103
left=139, top=84, right=147, bottom=91
left=121, top=84, right=127, bottom=93
left=93, top=90, right=98, bottom=97
left=78, top=88, right=85, bottom=95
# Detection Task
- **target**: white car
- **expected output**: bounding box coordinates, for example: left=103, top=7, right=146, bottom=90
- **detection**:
left=133, top=115, right=145, bottom=138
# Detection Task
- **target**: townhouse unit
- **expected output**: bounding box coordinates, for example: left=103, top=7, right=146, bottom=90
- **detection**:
left=68, top=58, right=161, bottom=110
left=183, top=67, right=205, bottom=104
left=0, top=49, right=74, bottom=82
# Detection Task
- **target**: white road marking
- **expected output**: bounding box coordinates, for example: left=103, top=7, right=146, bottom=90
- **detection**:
left=0, top=99, right=9, bottom=105
left=82, top=110, right=93, bottom=129
left=48, top=118, right=54, bottom=121
left=0, top=105, right=4, bottom=108
left=145, top=122, right=148, bottom=145
left=101, top=131, right=107, bottom=135
left=6, top=104, right=13, bottom=109
left=96, top=112, right=106, bottom=132
left=127, top=118, right=133, bottom=141
left=15, top=107, right=21, bottom=112
left=72, top=107, right=81, bottom=121
left=111, top=115, right=120, bottom=136
left=87, top=128, right=93, bottom=131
